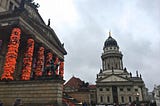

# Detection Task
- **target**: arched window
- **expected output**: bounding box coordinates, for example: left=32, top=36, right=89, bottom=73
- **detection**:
left=116, top=64, right=118, bottom=68
left=9, top=2, right=14, bottom=10
left=108, top=64, right=110, bottom=69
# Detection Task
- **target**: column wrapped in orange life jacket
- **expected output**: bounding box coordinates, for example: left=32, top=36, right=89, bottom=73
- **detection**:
left=45, top=52, right=53, bottom=76
left=54, top=57, right=59, bottom=75
left=59, top=61, right=64, bottom=77
left=35, top=47, right=44, bottom=77
left=1, top=28, right=21, bottom=80
left=21, top=39, right=34, bottom=80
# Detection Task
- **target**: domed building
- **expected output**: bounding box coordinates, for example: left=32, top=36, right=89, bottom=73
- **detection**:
left=96, top=32, right=148, bottom=105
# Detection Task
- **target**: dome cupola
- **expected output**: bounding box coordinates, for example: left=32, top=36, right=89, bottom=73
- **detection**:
left=104, top=32, right=119, bottom=48
left=101, top=31, right=123, bottom=71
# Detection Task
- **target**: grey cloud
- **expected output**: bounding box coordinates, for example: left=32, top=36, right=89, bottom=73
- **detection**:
left=65, top=0, right=160, bottom=90
left=36, top=0, right=160, bottom=91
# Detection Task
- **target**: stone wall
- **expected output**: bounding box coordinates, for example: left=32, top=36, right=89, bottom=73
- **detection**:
left=97, top=85, right=144, bottom=104
left=68, top=92, right=90, bottom=104
left=0, top=80, right=64, bottom=106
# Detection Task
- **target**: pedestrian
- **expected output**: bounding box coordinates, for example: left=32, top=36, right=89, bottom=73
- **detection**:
left=83, top=101, right=87, bottom=106
left=0, top=100, right=3, bottom=106
left=13, top=99, right=22, bottom=106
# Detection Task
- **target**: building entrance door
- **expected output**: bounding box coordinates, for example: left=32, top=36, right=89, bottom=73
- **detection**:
left=112, top=86, right=118, bottom=104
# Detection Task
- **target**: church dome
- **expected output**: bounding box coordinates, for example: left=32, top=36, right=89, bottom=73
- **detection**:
left=104, top=36, right=118, bottom=48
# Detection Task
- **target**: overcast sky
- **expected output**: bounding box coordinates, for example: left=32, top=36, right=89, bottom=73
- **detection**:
left=34, top=0, right=160, bottom=91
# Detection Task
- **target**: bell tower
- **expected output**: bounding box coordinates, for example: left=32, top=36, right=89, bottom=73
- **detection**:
left=96, top=32, right=147, bottom=105
left=101, top=32, right=123, bottom=72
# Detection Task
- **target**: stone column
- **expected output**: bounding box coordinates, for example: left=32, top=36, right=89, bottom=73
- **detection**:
left=21, top=38, right=34, bottom=80
left=59, top=61, right=64, bottom=78
left=35, top=46, right=44, bottom=78
left=45, top=52, right=53, bottom=76
left=1, top=28, right=21, bottom=80
left=54, top=57, right=59, bottom=75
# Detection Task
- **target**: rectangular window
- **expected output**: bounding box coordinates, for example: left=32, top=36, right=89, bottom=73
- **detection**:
left=0, top=40, right=2, bottom=50
left=90, top=94, right=94, bottom=98
left=99, top=88, right=103, bottom=91
left=121, top=96, right=124, bottom=103
left=129, top=96, right=132, bottom=102
left=108, top=64, right=110, bottom=69
left=136, top=97, right=139, bottom=101
left=9, top=2, right=13, bottom=10
left=103, top=60, right=106, bottom=70
left=127, top=88, right=131, bottom=91
left=107, top=96, right=110, bottom=102
left=0, top=0, right=2, bottom=5
left=14, top=6, right=18, bottom=10
left=120, top=88, right=123, bottom=91
left=135, top=89, right=138, bottom=91
left=106, top=88, right=110, bottom=91
left=100, top=96, right=103, bottom=103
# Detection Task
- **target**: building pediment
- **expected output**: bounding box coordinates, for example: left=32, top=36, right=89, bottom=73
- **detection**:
left=24, top=2, right=45, bottom=24
left=0, top=5, right=67, bottom=59
left=99, top=75, right=130, bottom=82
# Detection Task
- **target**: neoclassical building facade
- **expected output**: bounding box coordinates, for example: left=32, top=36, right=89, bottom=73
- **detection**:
left=96, top=33, right=148, bottom=105
left=0, top=0, right=67, bottom=105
